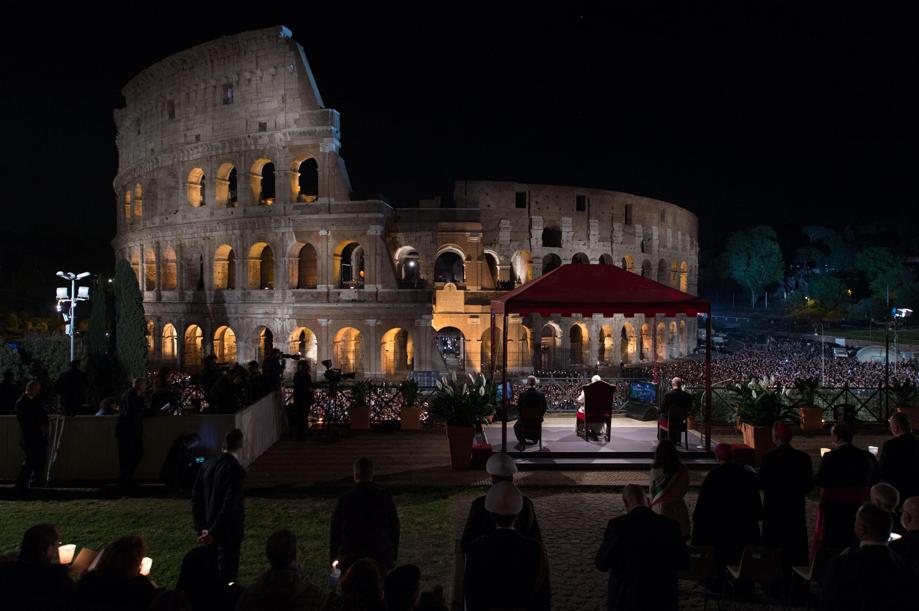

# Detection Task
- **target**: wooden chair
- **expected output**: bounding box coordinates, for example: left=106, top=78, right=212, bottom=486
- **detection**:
left=579, top=380, right=616, bottom=442
left=659, top=405, right=689, bottom=447
left=518, top=403, right=544, bottom=450
left=724, top=547, right=785, bottom=609
left=678, top=546, right=718, bottom=611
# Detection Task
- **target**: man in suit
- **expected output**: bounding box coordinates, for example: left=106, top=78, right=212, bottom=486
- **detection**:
left=514, top=375, right=547, bottom=450
left=329, top=457, right=400, bottom=573
left=879, top=412, right=919, bottom=506
left=595, top=484, right=688, bottom=611
left=461, top=452, right=542, bottom=553
left=891, top=496, right=919, bottom=562
left=659, top=377, right=692, bottom=445
left=0, top=523, right=75, bottom=609
left=15, top=381, right=48, bottom=492
left=814, top=423, right=879, bottom=551
left=821, top=502, right=919, bottom=611
left=116, top=377, right=147, bottom=489
left=692, top=443, right=762, bottom=586
left=192, top=428, right=246, bottom=583
left=759, top=422, right=813, bottom=572
left=464, top=481, right=551, bottom=611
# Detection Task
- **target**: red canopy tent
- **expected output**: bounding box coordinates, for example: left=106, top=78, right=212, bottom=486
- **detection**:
left=489, top=264, right=713, bottom=452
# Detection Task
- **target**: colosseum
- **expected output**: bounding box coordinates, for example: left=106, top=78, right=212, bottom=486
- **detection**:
left=112, top=26, right=699, bottom=379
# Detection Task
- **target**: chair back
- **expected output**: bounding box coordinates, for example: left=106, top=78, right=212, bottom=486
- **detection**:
left=737, top=547, right=783, bottom=583
left=519, top=403, right=544, bottom=437
left=583, top=380, right=616, bottom=419
left=679, top=545, right=718, bottom=582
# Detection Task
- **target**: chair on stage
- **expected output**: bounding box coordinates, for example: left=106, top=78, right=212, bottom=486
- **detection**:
left=518, top=403, right=544, bottom=450
left=575, top=379, right=616, bottom=442
left=659, top=405, right=689, bottom=447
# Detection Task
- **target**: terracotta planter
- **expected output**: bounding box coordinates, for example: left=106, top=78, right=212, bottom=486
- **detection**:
left=896, top=406, right=919, bottom=431
left=741, top=422, right=775, bottom=465
left=400, top=406, right=421, bottom=430
left=798, top=406, right=824, bottom=431
left=446, top=425, right=475, bottom=470
left=350, top=405, right=371, bottom=430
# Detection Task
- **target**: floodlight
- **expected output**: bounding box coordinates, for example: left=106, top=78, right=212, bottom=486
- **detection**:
left=78, top=286, right=90, bottom=299
left=56, top=287, right=69, bottom=299
left=76, top=272, right=91, bottom=280
left=56, top=271, right=68, bottom=280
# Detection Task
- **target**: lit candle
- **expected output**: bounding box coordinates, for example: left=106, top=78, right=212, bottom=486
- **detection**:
left=820, top=447, right=831, bottom=457
left=140, top=557, right=153, bottom=576
left=58, top=544, right=76, bottom=565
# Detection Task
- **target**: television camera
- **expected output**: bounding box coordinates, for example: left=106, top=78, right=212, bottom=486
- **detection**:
left=322, top=359, right=356, bottom=385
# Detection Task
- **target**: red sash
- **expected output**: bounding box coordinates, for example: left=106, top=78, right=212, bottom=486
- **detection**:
left=812, top=486, right=869, bottom=557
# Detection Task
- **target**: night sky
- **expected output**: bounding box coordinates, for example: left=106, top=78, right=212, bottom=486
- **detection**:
left=2, top=2, right=918, bottom=293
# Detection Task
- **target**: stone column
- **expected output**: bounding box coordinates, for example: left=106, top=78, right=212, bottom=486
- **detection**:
left=365, top=226, right=384, bottom=292
left=318, top=229, right=331, bottom=290
left=611, top=316, right=623, bottom=367
left=589, top=314, right=602, bottom=367
left=365, top=319, right=380, bottom=375
left=415, top=315, right=434, bottom=370
left=317, top=318, right=332, bottom=365
left=466, top=232, right=483, bottom=290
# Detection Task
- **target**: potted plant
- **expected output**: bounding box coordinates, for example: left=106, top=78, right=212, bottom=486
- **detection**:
left=426, top=372, right=496, bottom=470
left=349, top=380, right=373, bottom=430
left=736, top=377, right=799, bottom=464
left=398, top=378, right=421, bottom=431
left=791, top=377, right=823, bottom=431
left=890, top=379, right=919, bottom=429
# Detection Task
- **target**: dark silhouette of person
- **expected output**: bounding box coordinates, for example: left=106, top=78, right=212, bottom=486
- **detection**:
left=75, top=535, right=159, bottom=610
left=330, top=457, right=400, bottom=573
left=290, top=360, right=312, bottom=440
left=246, top=360, right=266, bottom=403
left=513, top=375, right=547, bottom=449
left=595, top=484, right=689, bottom=611
left=209, top=368, right=243, bottom=414
left=0, top=523, right=75, bottom=609
left=879, top=412, right=919, bottom=506
left=891, top=496, right=919, bottom=563
left=176, top=544, right=236, bottom=611
left=116, top=377, right=147, bottom=489
left=54, top=359, right=86, bottom=416
left=159, top=433, right=201, bottom=491
left=236, top=529, right=322, bottom=611
left=262, top=349, right=284, bottom=392
left=659, top=377, right=692, bottom=445
left=0, top=370, right=19, bottom=415
left=192, top=428, right=246, bottom=584
left=15, top=380, right=48, bottom=491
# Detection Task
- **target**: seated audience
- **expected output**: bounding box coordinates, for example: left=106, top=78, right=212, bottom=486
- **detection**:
left=649, top=440, right=691, bottom=540
left=384, top=564, right=421, bottom=611
left=175, top=545, right=236, bottom=611
left=464, top=481, right=551, bottom=611
left=95, top=396, right=118, bottom=416
left=891, top=496, right=919, bottom=563
left=461, top=452, right=542, bottom=553
left=820, top=503, right=919, bottom=611
left=870, top=482, right=900, bottom=516
left=879, top=412, right=919, bottom=505
left=237, top=529, right=322, bottom=611
left=324, top=558, right=387, bottom=611
left=0, top=523, right=75, bottom=610
left=595, top=484, right=688, bottom=611
left=76, top=535, right=159, bottom=610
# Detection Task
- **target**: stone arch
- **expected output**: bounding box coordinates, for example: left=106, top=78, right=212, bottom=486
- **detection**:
left=333, top=327, right=363, bottom=374
left=143, top=248, right=157, bottom=291
left=542, top=253, right=562, bottom=275
left=679, top=319, right=687, bottom=353
left=187, top=168, right=206, bottom=207
left=511, top=250, right=532, bottom=285
left=249, top=158, right=275, bottom=205
left=680, top=261, right=688, bottom=292
left=247, top=242, right=274, bottom=290
left=670, top=261, right=679, bottom=288
left=599, top=324, right=613, bottom=365
left=289, top=327, right=318, bottom=366
left=542, top=226, right=562, bottom=248
left=639, top=239, right=647, bottom=254
left=569, top=322, right=589, bottom=365
left=215, top=162, right=238, bottom=207
left=184, top=324, right=204, bottom=369
left=640, top=322, right=651, bottom=360
left=599, top=254, right=614, bottom=265
left=381, top=327, right=413, bottom=375
left=289, top=242, right=318, bottom=289
left=130, top=250, right=141, bottom=286
left=540, top=322, right=562, bottom=370
left=133, top=184, right=143, bottom=219
left=292, top=158, right=319, bottom=202
left=161, top=246, right=177, bottom=290
left=214, top=244, right=236, bottom=290
left=256, top=325, right=274, bottom=363
left=213, top=325, right=238, bottom=364
left=162, top=323, right=178, bottom=361
left=481, top=327, right=503, bottom=371
left=657, top=259, right=668, bottom=284
left=123, top=191, right=132, bottom=225
left=395, top=246, right=422, bottom=288
left=435, top=326, right=465, bottom=369
left=572, top=252, right=590, bottom=264
left=184, top=247, right=204, bottom=291
left=621, top=323, right=637, bottom=364
left=669, top=321, right=679, bottom=358
left=335, top=241, right=365, bottom=288
left=621, top=255, right=634, bottom=273
left=641, top=259, right=652, bottom=278
left=482, top=251, right=499, bottom=289
left=434, top=250, right=465, bottom=284
left=656, top=322, right=667, bottom=361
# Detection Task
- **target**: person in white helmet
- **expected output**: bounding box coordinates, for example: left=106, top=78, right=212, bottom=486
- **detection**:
left=460, top=452, right=542, bottom=553
left=577, top=374, right=605, bottom=440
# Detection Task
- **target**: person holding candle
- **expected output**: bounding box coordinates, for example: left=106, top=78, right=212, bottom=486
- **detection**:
left=75, top=535, right=159, bottom=609
left=0, top=523, right=74, bottom=609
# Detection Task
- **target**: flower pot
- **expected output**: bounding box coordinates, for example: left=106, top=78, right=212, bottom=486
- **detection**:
left=350, top=404, right=371, bottom=430
left=741, top=422, right=775, bottom=466
left=798, top=406, right=824, bottom=431
left=445, top=425, right=475, bottom=470
left=400, top=405, right=421, bottom=430
left=896, top=406, right=919, bottom=431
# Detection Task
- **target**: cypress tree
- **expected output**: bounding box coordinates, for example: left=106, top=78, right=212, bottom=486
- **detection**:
left=86, top=276, right=109, bottom=356
left=113, top=259, right=147, bottom=380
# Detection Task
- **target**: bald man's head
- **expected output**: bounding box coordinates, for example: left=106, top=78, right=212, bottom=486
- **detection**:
left=622, top=484, right=648, bottom=511
left=902, top=497, right=919, bottom=533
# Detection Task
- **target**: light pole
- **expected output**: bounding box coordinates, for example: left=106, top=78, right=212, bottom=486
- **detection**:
left=55, top=271, right=91, bottom=362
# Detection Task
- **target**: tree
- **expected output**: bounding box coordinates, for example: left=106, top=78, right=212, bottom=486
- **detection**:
left=855, top=247, right=910, bottom=301
left=113, top=259, right=147, bottom=380
left=724, top=225, right=785, bottom=308
left=86, top=277, right=109, bottom=357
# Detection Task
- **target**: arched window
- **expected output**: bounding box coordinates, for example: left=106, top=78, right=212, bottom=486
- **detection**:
left=483, top=252, right=499, bottom=289
left=657, top=259, right=668, bottom=284
left=250, top=159, right=275, bottom=205
left=679, top=319, right=687, bottom=353
left=290, top=243, right=318, bottom=289
left=395, top=247, right=422, bottom=288
left=247, top=242, right=274, bottom=290
left=621, top=255, right=634, bottom=273
left=572, top=253, right=590, bottom=264
left=289, top=327, right=318, bottom=366
left=130, top=250, right=141, bottom=286
left=640, top=323, right=651, bottom=360
left=621, top=324, right=636, bottom=364
left=542, top=226, right=562, bottom=248
left=540, top=323, right=561, bottom=370
left=187, top=168, right=206, bottom=207
left=639, top=239, right=646, bottom=254
left=569, top=323, right=588, bottom=365
left=296, top=158, right=319, bottom=202
left=333, top=327, right=363, bottom=373
left=434, top=251, right=465, bottom=285
left=161, top=247, right=177, bottom=290
left=670, top=261, right=679, bottom=288
left=133, top=184, right=143, bottom=219
left=214, top=245, right=236, bottom=290
left=599, top=254, right=614, bottom=265
left=162, top=324, right=178, bottom=361
left=599, top=324, right=613, bottom=364
left=257, top=326, right=274, bottom=363
left=214, top=325, right=237, bottom=364
left=435, top=327, right=465, bottom=370
left=146, top=320, right=155, bottom=355
left=511, top=250, right=532, bottom=285
left=184, top=325, right=204, bottom=369
left=481, top=327, right=503, bottom=372
left=124, top=191, right=132, bottom=225
left=143, top=249, right=157, bottom=291
left=669, top=321, right=678, bottom=358
left=680, top=261, right=688, bottom=292
left=381, top=328, right=413, bottom=375
left=216, top=163, right=237, bottom=207
left=337, top=242, right=365, bottom=288
left=641, top=260, right=652, bottom=278
left=542, top=253, right=561, bottom=275
left=656, top=322, right=667, bottom=361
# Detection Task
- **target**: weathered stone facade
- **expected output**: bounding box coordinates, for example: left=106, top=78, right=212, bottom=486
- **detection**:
left=113, top=26, right=699, bottom=377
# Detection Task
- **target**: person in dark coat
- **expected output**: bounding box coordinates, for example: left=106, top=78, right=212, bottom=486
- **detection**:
left=329, top=457, right=400, bottom=573
left=15, top=380, right=48, bottom=491
left=236, top=529, right=322, bottom=611
left=879, top=412, right=919, bottom=506
left=814, top=423, right=879, bottom=552
left=54, top=359, right=86, bottom=416
left=891, top=496, right=919, bottom=563
left=192, top=428, right=247, bottom=584
left=464, top=481, right=551, bottom=611
left=290, top=360, right=312, bottom=440
left=461, top=452, right=542, bottom=553
left=116, top=377, right=147, bottom=489
left=209, top=369, right=243, bottom=414
left=75, top=535, right=159, bottom=610
left=246, top=360, right=267, bottom=403
left=595, top=484, right=688, bottom=611
left=759, top=422, right=813, bottom=572
left=514, top=375, right=547, bottom=449
left=820, top=503, right=919, bottom=611
left=659, top=377, right=692, bottom=445
left=691, top=443, right=762, bottom=584
left=0, top=523, right=75, bottom=610
left=262, top=349, right=284, bottom=392
left=0, top=370, right=19, bottom=415
left=176, top=544, right=237, bottom=611
left=159, top=433, right=201, bottom=491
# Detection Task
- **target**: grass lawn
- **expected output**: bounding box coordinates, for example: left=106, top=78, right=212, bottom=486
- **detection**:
left=0, top=488, right=478, bottom=593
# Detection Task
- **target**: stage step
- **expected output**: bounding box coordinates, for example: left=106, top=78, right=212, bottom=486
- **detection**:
left=509, top=452, right=718, bottom=471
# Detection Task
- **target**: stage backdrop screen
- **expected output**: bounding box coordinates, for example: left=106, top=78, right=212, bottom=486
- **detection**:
left=629, top=381, right=658, bottom=405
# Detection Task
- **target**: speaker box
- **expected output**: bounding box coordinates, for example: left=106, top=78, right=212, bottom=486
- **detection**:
left=624, top=402, right=659, bottom=422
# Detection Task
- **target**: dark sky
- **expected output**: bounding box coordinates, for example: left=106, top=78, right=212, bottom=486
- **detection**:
left=3, top=1, right=918, bottom=259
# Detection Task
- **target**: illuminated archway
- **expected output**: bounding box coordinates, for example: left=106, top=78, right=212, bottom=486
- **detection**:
left=669, top=321, right=679, bottom=358
left=247, top=242, right=274, bottom=290
left=599, top=324, right=613, bottom=365
left=640, top=322, right=651, bottom=360
left=434, top=251, right=465, bottom=284
left=133, top=184, right=143, bottom=219
left=656, top=322, right=667, bottom=361
left=381, top=327, right=413, bottom=375
left=679, top=319, right=687, bottom=353
left=621, top=323, right=637, bottom=364
left=570, top=322, right=589, bottom=366
left=395, top=246, right=422, bottom=288
left=249, top=158, right=275, bottom=205
left=333, top=327, right=363, bottom=373
left=146, top=320, right=155, bottom=355
left=162, top=323, right=178, bottom=361
left=214, top=244, right=236, bottom=290
left=335, top=241, right=365, bottom=288
left=572, top=252, right=590, bottom=265
left=184, top=325, right=204, bottom=369
left=215, top=163, right=237, bottom=207
left=680, top=261, right=688, bottom=292
left=257, top=326, right=274, bottom=363
left=213, top=325, right=237, bottom=364
left=482, top=251, right=499, bottom=289
left=621, top=255, right=634, bottom=273
left=288, top=327, right=318, bottom=365
left=143, top=249, right=157, bottom=291
left=540, top=322, right=562, bottom=370
left=294, top=158, right=319, bottom=202
left=435, top=326, right=465, bottom=369
left=542, top=253, right=562, bottom=275
left=161, top=247, right=177, bottom=290
left=187, top=168, right=205, bottom=207
left=290, top=243, right=318, bottom=289
left=123, top=191, right=132, bottom=225
left=511, top=250, right=532, bottom=285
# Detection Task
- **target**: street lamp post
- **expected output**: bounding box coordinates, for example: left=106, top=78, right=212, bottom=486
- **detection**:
left=55, top=271, right=91, bottom=362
